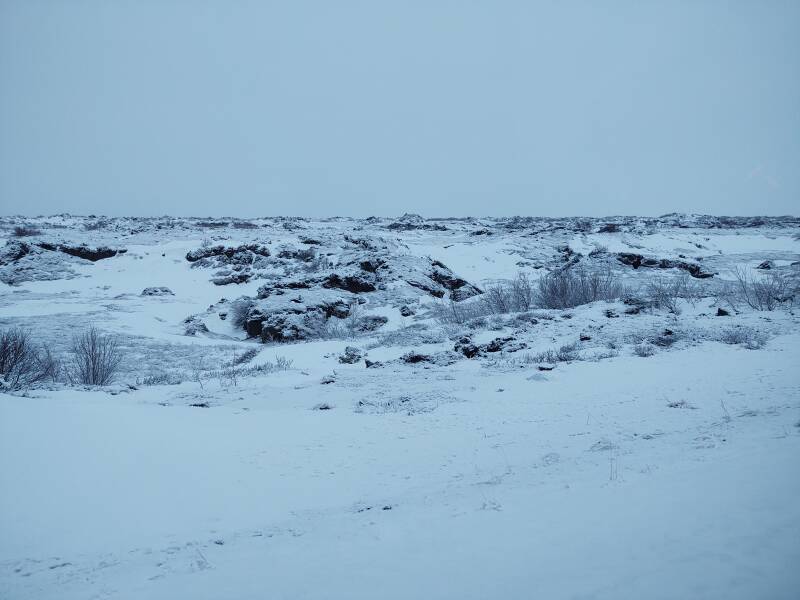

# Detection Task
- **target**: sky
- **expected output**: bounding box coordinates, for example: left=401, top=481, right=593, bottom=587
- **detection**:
left=1, top=0, right=798, bottom=218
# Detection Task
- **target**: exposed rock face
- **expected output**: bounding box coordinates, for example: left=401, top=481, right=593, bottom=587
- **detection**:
left=186, top=244, right=271, bottom=263
left=406, top=279, right=445, bottom=298
left=322, top=273, right=377, bottom=293
left=429, top=261, right=483, bottom=301
left=35, top=242, right=126, bottom=261
left=616, top=253, right=713, bottom=278
left=0, top=240, right=33, bottom=264
left=756, top=260, right=774, bottom=270
left=212, top=272, right=252, bottom=286
left=259, top=311, right=322, bottom=343
left=54, top=244, right=125, bottom=261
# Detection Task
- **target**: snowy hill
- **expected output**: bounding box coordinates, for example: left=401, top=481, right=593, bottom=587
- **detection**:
left=1, top=214, right=799, bottom=599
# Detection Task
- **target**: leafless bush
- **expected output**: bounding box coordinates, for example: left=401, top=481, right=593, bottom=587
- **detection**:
left=717, top=326, right=767, bottom=349
left=719, top=267, right=796, bottom=311
left=205, top=355, right=293, bottom=383
left=526, top=342, right=579, bottom=364
left=482, top=285, right=511, bottom=314
left=12, top=225, right=41, bottom=237
left=138, top=371, right=184, bottom=386
left=230, top=297, right=256, bottom=329
left=0, top=328, right=52, bottom=390
left=633, top=343, right=656, bottom=357
left=536, top=267, right=624, bottom=309
left=275, top=355, right=293, bottom=370
left=510, top=272, right=534, bottom=311
left=645, top=273, right=703, bottom=314
left=232, top=347, right=260, bottom=365
left=67, top=327, right=123, bottom=385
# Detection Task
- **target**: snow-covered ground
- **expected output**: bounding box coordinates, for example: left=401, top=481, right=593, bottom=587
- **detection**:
left=0, top=214, right=798, bottom=599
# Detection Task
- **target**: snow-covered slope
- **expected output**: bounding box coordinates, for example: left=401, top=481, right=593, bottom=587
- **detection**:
left=0, top=214, right=798, bottom=599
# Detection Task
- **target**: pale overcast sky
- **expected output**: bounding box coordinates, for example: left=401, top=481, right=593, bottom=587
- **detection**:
left=1, top=1, right=798, bottom=217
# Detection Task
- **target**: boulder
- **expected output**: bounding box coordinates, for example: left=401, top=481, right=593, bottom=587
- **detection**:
left=400, top=351, right=431, bottom=364
left=141, top=286, right=174, bottom=296
left=454, top=337, right=480, bottom=358
left=338, top=346, right=363, bottom=364
left=322, top=273, right=376, bottom=293
left=399, top=305, right=415, bottom=317
left=183, top=315, right=209, bottom=336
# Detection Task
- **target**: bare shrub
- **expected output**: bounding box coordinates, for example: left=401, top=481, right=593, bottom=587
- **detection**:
left=720, top=267, right=796, bottom=311
left=36, top=347, right=61, bottom=383
left=645, top=273, right=704, bottom=314
left=526, top=342, right=579, bottom=364
left=12, top=225, right=41, bottom=237
left=233, top=347, right=260, bottom=365
left=205, top=355, right=293, bottom=382
left=0, top=328, right=52, bottom=390
left=536, top=267, right=624, bottom=309
left=67, top=327, right=123, bottom=385
left=275, top=355, right=293, bottom=370
left=138, top=371, right=184, bottom=386
left=633, top=343, right=656, bottom=357
left=482, top=285, right=511, bottom=314
left=230, top=297, right=256, bottom=329
left=510, top=272, right=534, bottom=311
left=717, top=326, right=767, bottom=350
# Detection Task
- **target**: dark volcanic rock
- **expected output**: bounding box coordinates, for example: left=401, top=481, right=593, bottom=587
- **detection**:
left=60, top=244, right=124, bottom=261
left=338, top=346, right=363, bottom=364
left=616, top=253, right=713, bottom=278
left=0, top=240, right=32, bottom=264
left=400, top=352, right=432, bottom=364
left=322, top=273, right=376, bottom=293
left=186, top=244, right=270, bottom=263
left=141, top=286, right=174, bottom=296
left=259, top=312, right=319, bottom=343
left=399, top=305, right=416, bottom=317
left=212, top=272, right=251, bottom=285
left=483, top=336, right=527, bottom=353
left=406, top=279, right=445, bottom=298
left=454, top=337, right=480, bottom=358
left=321, top=300, right=352, bottom=319
left=42, top=243, right=126, bottom=261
